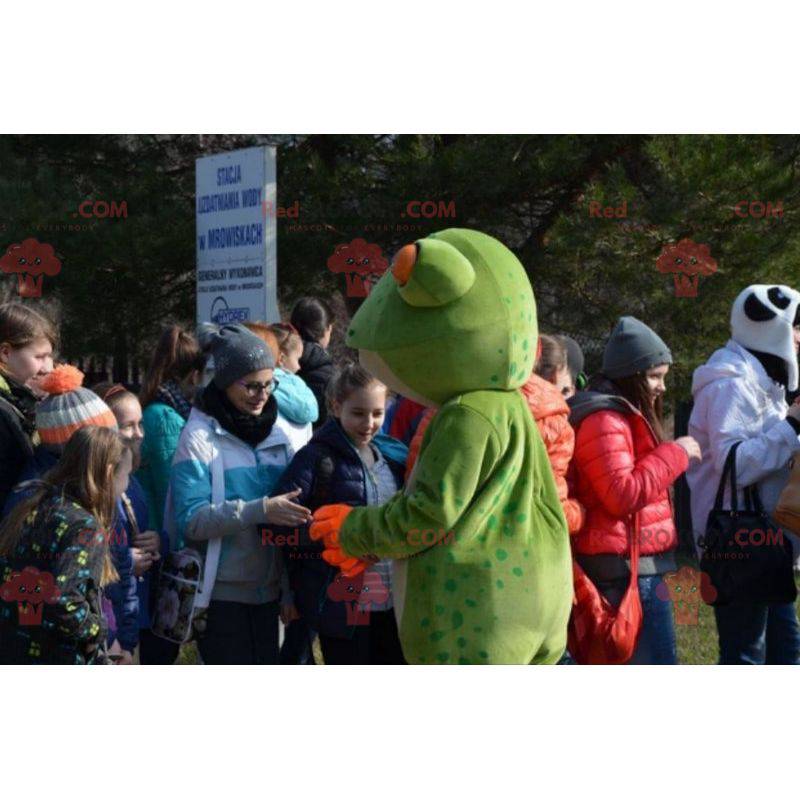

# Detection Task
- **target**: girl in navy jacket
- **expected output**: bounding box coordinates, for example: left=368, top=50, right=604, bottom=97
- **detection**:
left=273, top=364, right=408, bottom=664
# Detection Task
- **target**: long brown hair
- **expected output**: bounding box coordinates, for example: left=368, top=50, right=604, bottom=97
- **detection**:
left=140, top=325, right=204, bottom=407
left=612, top=373, right=665, bottom=442
left=0, top=426, right=127, bottom=586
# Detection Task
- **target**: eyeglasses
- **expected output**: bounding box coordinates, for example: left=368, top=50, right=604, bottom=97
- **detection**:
left=236, top=378, right=279, bottom=398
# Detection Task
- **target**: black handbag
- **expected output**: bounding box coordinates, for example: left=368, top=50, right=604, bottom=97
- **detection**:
left=700, top=441, right=797, bottom=606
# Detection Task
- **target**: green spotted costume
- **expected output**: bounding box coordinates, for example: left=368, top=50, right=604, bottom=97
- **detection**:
left=339, top=228, right=572, bottom=664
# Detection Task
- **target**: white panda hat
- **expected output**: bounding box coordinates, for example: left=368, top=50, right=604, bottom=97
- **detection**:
left=730, top=284, right=800, bottom=391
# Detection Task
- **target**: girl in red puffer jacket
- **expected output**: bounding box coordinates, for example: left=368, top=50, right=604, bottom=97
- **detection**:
left=567, top=316, right=701, bottom=664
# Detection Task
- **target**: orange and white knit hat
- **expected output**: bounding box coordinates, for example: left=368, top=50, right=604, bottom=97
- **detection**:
left=36, top=365, right=118, bottom=447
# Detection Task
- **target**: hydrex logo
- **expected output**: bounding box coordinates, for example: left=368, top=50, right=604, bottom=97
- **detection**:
left=210, top=296, right=250, bottom=324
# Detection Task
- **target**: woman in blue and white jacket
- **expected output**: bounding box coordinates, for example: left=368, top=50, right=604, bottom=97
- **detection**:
left=169, top=325, right=312, bottom=665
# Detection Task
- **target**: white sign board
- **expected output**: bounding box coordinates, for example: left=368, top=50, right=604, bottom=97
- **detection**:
left=196, top=146, right=278, bottom=325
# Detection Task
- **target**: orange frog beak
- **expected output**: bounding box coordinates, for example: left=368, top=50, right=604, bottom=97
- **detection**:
left=391, top=243, right=418, bottom=286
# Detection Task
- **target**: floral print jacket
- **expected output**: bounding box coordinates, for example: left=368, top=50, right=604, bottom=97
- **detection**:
left=0, top=489, right=109, bottom=664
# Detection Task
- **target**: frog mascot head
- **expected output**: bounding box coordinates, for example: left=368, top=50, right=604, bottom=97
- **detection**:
left=310, top=228, right=573, bottom=665
left=346, top=228, right=537, bottom=406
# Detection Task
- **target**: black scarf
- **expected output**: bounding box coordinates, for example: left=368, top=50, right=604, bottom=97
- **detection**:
left=0, top=372, right=38, bottom=437
left=746, top=349, right=790, bottom=388
left=198, top=381, right=278, bottom=447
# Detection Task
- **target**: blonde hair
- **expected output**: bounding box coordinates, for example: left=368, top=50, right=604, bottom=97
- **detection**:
left=267, top=323, right=303, bottom=360
left=0, top=426, right=126, bottom=586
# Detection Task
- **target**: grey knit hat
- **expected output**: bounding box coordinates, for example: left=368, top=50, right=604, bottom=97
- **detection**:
left=209, top=324, right=275, bottom=389
left=602, top=316, right=672, bottom=379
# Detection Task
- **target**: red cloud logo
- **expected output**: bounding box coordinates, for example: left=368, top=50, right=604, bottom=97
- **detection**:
left=0, top=566, right=62, bottom=626
left=326, top=570, right=389, bottom=625
left=655, top=566, right=717, bottom=625
left=0, top=238, right=62, bottom=298
left=326, top=238, right=389, bottom=298
left=655, top=239, right=717, bottom=298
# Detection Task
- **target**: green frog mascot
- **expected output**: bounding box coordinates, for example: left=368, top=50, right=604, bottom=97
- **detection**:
left=310, top=228, right=572, bottom=664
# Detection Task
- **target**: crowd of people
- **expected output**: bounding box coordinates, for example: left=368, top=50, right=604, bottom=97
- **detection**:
left=1, top=279, right=799, bottom=665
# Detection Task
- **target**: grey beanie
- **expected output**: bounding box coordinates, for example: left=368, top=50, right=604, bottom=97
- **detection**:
left=559, top=335, right=585, bottom=382
left=209, top=324, right=275, bottom=389
left=602, top=316, right=672, bottom=379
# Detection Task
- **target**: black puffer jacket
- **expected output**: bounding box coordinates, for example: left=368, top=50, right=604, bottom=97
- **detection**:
left=272, top=418, right=406, bottom=638
left=0, top=372, right=37, bottom=512
left=297, top=340, right=334, bottom=430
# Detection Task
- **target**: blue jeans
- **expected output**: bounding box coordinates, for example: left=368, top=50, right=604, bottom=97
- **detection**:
left=713, top=602, right=800, bottom=664
left=597, top=574, right=678, bottom=665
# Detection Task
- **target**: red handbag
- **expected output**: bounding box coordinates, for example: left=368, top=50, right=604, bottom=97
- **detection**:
left=567, top=514, right=643, bottom=665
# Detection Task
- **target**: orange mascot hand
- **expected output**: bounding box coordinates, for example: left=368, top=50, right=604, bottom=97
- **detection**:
left=310, top=505, right=370, bottom=576
left=309, top=504, right=354, bottom=548
left=322, top=548, right=368, bottom=576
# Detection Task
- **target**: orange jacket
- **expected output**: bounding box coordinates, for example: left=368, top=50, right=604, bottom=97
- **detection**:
left=519, top=373, right=584, bottom=534
left=405, top=408, right=437, bottom=484
left=405, top=376, right=584, bottom=534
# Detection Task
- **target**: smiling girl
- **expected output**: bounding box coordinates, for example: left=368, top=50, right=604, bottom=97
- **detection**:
left=0, top=303, right=56, bottom=510
left=273, top=363, right=408, bottom=664
left=169, top=324, right=311, bottom=664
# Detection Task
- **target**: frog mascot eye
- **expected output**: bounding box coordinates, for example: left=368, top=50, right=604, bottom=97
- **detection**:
left=392, top=239, right=476, bottom=307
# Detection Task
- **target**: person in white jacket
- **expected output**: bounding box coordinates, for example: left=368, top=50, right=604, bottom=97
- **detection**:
left=687, top=284, right=800, bottom=664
